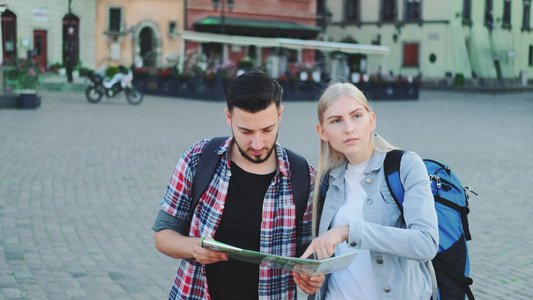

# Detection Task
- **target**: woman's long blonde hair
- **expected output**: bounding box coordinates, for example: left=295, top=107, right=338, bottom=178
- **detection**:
left=311, top=80, right=396, bottom=238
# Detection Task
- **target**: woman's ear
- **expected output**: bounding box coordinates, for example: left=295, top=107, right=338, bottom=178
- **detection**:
left=370, top=112, right=376, bottom=131
left=317, top=124, right=328, bottom=141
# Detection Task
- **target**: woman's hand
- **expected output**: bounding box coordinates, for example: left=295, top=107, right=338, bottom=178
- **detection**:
left=293, top=271, right=325, bottom=295
left=301, top=225, right=349, bottom=260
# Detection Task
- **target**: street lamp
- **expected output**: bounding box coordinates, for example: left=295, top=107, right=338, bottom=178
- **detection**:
left=212, top=0, right=234, bottom=34
left=66, top=0, right=74, bottom=83
left=0, top=1, right=7, bottom=94
left=317, top=8, right=332, bottom=40
left=0, top=1, right=7, bottom=65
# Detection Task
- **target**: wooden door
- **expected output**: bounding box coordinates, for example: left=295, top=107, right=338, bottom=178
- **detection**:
left=33, top=30, right=47, bottom=67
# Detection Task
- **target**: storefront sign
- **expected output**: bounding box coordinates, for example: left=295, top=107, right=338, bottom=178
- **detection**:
left=33, top=9, right=48, bottom=21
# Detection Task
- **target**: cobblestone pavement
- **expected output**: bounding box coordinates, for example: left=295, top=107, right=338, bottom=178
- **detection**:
left=1, top=90, right=532, bottom=299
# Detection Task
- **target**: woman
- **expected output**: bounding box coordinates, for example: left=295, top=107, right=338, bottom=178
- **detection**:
left=294, top=81, right=438, bottom=299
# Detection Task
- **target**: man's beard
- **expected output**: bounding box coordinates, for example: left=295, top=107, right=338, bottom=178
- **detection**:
left=234, top=133, right=277, bottom=164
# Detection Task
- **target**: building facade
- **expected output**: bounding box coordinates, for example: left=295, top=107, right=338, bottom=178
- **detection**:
left=0, top=0, right=96, bottom=70
left=184, top=0, right=321, bottom=77
left=325, top=0, right=533, bottom=83
left=94, top=0, right=185, bottom=72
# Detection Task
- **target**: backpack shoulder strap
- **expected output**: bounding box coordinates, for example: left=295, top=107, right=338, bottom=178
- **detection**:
left=316, top=172, right=329, bottom=234
left=190, top=140, right=310, bottom=226
left=190, top=136, right=228, bottom=221
left=383, top=149, right=406, bottom=212
left=285, top=148, right=310, bottom=225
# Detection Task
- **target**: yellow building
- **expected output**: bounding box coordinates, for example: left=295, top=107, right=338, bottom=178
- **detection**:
left=95, top=0, right=184, bottom=72
left=324, top=0, right=533, bottom=84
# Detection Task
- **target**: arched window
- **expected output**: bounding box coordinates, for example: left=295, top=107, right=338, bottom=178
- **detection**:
left=1, top=9, right=17, bottom=62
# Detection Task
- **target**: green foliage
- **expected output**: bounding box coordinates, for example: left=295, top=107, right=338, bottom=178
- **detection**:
left=17, top=59, right=43, bottom=90
left=78, top=67, right=93, bottom=77
left=50, top=62, right=64, bottom=69
left=105, top=66, right=119, bottom=78
left=238, top=56, right=254, bottom=69
left=454, top=73, right=464, bottom=87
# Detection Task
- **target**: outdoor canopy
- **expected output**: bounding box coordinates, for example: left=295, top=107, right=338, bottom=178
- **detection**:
left=173, top=30, right=390, bottom=73
left=175, top=30, right=389, bottom=55
left=193, top=16, right=321, bottom=39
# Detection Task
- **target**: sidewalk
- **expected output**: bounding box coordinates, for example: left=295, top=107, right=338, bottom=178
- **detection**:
left=1, top=90, right=532, bottom=299
left=39, top=73, right=87, bottom=93
left=38, top=72, right=533, bottom=95
left=421, top=82, right=533, bottom=93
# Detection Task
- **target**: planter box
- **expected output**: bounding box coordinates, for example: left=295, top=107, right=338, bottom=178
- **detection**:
left=0, top=95, right=19, bottom=109
left=18, top=92, right=41, bottom=109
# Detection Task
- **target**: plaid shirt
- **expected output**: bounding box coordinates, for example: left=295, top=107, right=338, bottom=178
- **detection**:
left=159, top=137, right=315, bottom=300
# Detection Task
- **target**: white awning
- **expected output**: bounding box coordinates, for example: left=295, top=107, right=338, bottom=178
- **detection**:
left=175, top=30, right=389, bottom=55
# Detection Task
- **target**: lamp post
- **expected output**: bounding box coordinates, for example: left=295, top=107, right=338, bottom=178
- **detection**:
left=65, top=0, right=75, bottom=83
left=212, top=0, right=234, bottom=34
left=0, top=2, right=7, bottom=94
left=317, top=8, right=332, bottom=41
left=0, top=2, right=7, bottom=66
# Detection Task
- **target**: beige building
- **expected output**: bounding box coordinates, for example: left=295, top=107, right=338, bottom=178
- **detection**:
left=0, top=0, right=96, bottom=69
left=324, top=0, right=533, bottom=84
left=94, top=0, right=185, bottom=72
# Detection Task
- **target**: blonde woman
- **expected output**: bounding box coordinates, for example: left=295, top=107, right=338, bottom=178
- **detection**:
left=294, top=81, right=438, bottom=299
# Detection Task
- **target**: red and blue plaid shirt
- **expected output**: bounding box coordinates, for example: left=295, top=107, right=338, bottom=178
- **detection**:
left=159, top=137, right=315, bottom=300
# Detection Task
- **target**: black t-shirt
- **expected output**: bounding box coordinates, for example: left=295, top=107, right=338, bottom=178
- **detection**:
left=205, top=162, right=276, bottom=300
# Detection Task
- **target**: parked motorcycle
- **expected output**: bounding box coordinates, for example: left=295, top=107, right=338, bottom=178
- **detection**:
left=85, top=67, right=144, bottom=105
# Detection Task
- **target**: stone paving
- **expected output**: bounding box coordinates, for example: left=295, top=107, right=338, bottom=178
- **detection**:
left=0, top=90, right=532, bottom=299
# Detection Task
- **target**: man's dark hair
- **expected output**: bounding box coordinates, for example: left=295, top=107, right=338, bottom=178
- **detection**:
left=225, top=69, right=283, bottom=113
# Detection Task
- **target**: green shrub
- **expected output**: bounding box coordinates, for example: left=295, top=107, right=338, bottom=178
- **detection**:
left=78, top=67, right=93, bottom=77
left=238, top=57, right=254, bottom=69
left=454, top=73, right=464, bottom=87
left=105, top=66, right=119, bottom=78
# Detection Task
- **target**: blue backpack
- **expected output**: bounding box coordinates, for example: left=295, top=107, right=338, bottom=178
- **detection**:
left=384, top=150, right=477, bottom=300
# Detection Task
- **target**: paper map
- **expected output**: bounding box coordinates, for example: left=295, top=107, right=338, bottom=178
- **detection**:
left=201, top=238, right=358, bottom=276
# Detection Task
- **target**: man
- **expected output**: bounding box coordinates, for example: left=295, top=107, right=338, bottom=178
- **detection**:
left=153, top=70, right=320, bottom=299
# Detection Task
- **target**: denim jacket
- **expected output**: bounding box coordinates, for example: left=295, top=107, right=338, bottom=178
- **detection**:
left=317, top=150, right=438, bottom=300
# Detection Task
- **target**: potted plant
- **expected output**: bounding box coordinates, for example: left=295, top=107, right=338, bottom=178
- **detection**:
left=17, top=59, right=43, bottom=109
left=133, top=67, right=149, bottom=80
left=0, top=86, right=18, bottom=109
left=238, top=56, right=254, bottom=71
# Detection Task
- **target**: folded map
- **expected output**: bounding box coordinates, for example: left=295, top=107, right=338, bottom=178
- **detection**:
left=201, top=238, right=358, bottom=276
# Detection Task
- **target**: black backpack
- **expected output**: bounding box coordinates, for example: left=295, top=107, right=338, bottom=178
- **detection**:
left=189, top=137, right=310, bottom=246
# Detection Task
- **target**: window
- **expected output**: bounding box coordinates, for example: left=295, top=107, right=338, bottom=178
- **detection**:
left=485, top=0, right=494, bottom=29
left=502, top=0, right=512, bottom=29
left=523, top=0, right=531, bottom=31
left=169, top=22, right=177, bottom=34
left=108, top=7, right=122, bottom=32
left=1, top=10, right=17, bottom=61
left=405, top=0, right=421, bottom=22
left=403, top=43, right=419, bottom=67
left=529, top=45, right=533, bottom=66
left=463, top=0, right=472, bottom=25
left=382, top=0, right=397, bottom=22
left=345, top=0, right=360, bottom=22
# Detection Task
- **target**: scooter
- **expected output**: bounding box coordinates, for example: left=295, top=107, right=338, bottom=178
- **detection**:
left=85, top=67, right=144, bottom=105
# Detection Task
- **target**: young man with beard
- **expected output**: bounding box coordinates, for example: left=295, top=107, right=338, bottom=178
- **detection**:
left=152, top=70, right=323, bottom=299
